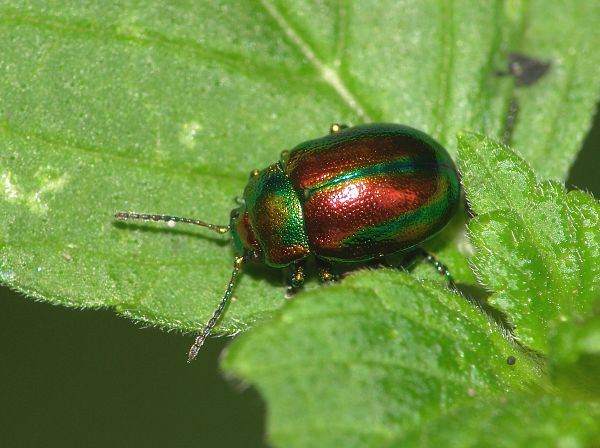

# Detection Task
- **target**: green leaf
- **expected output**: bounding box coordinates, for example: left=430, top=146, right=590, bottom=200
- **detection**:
left=223, top=270, right=544, bottom=448
left=402, top=395, right=600, bottom=447
left=458, top=133, right=600, bottom=353
left=1, top=1, right=599, bottom=333
left=549, top=306, right=600, bottom=400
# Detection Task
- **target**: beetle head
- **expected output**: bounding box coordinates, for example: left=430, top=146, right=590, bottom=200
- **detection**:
left=229, top=206, right=262, bottom=261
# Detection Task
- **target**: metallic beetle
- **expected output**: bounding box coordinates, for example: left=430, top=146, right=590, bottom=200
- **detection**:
left=116, top=123, right=460, bottom=361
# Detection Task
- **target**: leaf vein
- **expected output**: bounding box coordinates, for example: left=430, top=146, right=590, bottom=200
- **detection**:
left=0, top=7, right=322, bottom=90
left=258, top=0, right=372, bottom=121
left=0, top=121, right=244, bottom=182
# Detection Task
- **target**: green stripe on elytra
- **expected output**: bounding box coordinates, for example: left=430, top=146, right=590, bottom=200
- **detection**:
left=341, top=176, right=456, bottom=247
left=304, top=159, right=452, bottom=199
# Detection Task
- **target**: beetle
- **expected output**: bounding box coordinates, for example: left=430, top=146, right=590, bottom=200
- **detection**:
left=115, top=123, right=461, bottom=361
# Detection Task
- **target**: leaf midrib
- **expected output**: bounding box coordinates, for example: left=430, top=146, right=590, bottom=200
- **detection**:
left=258, top=0, right=375, bottom=121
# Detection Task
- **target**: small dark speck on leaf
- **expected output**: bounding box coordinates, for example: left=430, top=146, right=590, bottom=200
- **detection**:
left=507, top=355, right=516, bottom=365
left=507, top=53, right=551, bottom=86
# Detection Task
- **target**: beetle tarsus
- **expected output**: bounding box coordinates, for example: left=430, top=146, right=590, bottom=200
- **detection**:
left=317, top=259, right=338, bottom=283
left=290, top=261, right=306, bottom=288
left=285, top=261, right=306, bottom=298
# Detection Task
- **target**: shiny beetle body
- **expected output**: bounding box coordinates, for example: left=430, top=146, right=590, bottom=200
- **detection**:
left=231, top=123, right=460, bottom=267
left=116, top=123, right=461, bottom=361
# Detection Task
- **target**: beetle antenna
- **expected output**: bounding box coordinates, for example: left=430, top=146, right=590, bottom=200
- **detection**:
left=114, top=211, right=229, bottom=234
left=187, top=255, right=245, bottom=362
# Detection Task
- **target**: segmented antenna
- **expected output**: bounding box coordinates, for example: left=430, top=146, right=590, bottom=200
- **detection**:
left=114, top=210, right=240, bottom=361
left=188, top=256, right=245, bottom=362
left=114, top=211, right=229, bottom=234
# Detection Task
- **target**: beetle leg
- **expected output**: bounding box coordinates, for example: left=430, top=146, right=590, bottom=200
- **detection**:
left=316, top=259, right=338, bottom=283
left=419, top=249, right=456, bottom=289
left=329, top=123, right=349, bottom=134
left=365, top=257, right=391, bottom=270
left=286, top=260, right=306, bottom=297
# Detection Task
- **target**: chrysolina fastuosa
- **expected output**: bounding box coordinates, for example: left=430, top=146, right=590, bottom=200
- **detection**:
left=115, top=123, right=461, bottom=361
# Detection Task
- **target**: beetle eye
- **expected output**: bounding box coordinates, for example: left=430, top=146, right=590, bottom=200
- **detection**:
left=250, top=169, right=260, bottom=178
